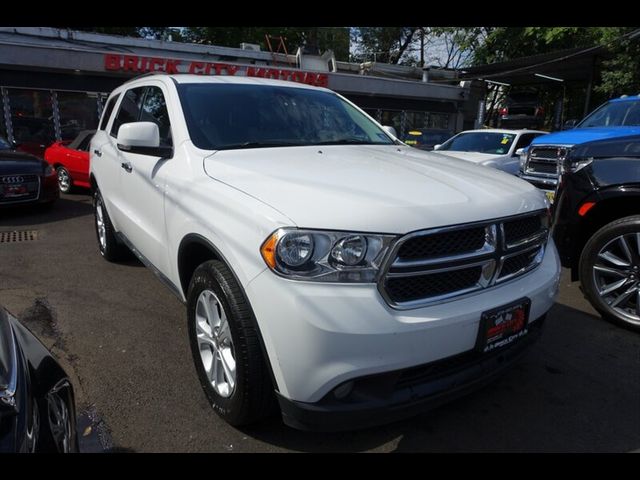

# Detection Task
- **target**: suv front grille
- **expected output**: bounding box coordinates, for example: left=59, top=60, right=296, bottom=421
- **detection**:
left=397, top=227, right=486, bottom=260
left=524, top=146, right=568, bottom=177
left=379, top=211, right=549, bottom=309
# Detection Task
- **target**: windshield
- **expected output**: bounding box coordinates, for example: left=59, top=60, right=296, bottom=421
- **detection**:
left=579, top=100, right=640, bottom=127
left=438, top=132, right=516, bottom=154
left=0, top=137, right=11, bottom=150
left=177, top=83, right=395, bottom=150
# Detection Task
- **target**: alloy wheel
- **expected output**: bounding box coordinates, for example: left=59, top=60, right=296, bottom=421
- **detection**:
left=195, top=289, right=236, bottom=398
left=592, top=232, right=640, bottom=326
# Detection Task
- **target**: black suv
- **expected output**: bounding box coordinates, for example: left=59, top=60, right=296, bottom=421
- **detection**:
left=498, top=91, right=544, bottom=130
left=552, top=134, right=640, bottom=331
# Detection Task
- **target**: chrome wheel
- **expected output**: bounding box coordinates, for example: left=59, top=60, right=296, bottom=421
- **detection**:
left=57, top=167, right=70, bottom=192
left=592, top=232, right=640, bottom=326
left=95, top=198, right=107, bottom=251
left=195, top=289, right=236, bottom=398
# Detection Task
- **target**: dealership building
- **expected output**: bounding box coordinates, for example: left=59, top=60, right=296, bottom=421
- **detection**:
left=0, top=27, right=482, bottom=157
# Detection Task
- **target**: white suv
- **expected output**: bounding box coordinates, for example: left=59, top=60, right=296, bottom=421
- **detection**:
left=90, top=74, right=561, bottom=431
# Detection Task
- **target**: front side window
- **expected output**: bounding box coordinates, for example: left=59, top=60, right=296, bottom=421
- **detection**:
left=438, top=132, right=516, bottom=155
left=177, top=83, right=394, bottom=150
left=110, top=87, right=145, bottom=137
left=140, top=86, right=172, bottom=147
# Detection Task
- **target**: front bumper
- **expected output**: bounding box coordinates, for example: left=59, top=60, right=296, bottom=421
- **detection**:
left=278, top=316, right=544, bottom=431
left=246, top=238, right=560, bottom=410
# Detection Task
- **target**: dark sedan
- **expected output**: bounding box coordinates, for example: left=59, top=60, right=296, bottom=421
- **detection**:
left=1, top=306, right=79, bottom=452
left=0, top=136, right=58, bottom=208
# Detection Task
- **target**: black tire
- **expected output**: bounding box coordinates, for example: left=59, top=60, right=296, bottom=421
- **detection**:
left=579, top=215, right=640, bottom=332
left=56, top=166, right=73, bottom=193
left=187, top=260, right=276, bottom=426
left=93, top=189, right=129, bottom=262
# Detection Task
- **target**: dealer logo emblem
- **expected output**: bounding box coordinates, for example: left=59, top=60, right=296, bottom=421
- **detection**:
left=2, top=176, right=24, bottom=184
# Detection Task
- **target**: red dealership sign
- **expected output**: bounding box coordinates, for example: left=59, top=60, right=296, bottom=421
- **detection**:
left=104, top=54, right=329, bottom=87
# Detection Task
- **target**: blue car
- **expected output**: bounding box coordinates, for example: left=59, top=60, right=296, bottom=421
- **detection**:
left=519, top=95, right=640, bottom=202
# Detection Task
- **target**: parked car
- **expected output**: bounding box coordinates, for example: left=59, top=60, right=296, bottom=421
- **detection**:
left=44, top=130, right=95, bottom=193
left=90, top=75, right=560, bottom=431
left=402, top=128, right=452, bottom=151
left=1, top=306, right=79, bottom=452
left=498, top=91, right=545, bottom=129
left=520, top=94, right=640, bottom=202
left=552, top=134, right=640, bottom=331
left=434, top=129, right=547, bottom=175
left=0, top=136, right=59, bottom=208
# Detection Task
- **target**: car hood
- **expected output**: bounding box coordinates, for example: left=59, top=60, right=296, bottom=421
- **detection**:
left=203, top=145, right=545, bottom=233
left=531, top=127, right=640, bottom=147
left=0, top=150, right=46, bottom=174
left=433, top=151, right=503, bottom=164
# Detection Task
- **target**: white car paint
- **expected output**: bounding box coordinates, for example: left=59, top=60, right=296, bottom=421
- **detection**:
left=90, top=75, right=560, bottom=411
left=435, top=128, right=547, bottom=175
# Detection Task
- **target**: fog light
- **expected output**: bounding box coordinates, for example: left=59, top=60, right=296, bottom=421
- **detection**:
left=333, top=381, right=354, bottom=400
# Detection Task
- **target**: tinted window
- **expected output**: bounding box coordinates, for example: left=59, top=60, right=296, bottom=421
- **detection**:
left=438, top=132, right=516, bottom=155
left=110, top=88, right=145, bottom=137
left=514, top=133, right=544, bottom=150
left=99, top=94, right=119, bottom=131
left=140, top=86, right=172, bottom=147
left=178, top=83, right=394, bottom=150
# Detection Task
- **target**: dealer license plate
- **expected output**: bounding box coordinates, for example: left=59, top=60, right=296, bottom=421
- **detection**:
left=3, top=184, right=29, bottom=198
left=476, top=298, right=531, bottom=353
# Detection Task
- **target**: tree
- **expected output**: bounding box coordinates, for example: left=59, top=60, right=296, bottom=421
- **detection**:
left=182, top=27, right=350, bottom=61
left=350, top=27, right=419, bottom=64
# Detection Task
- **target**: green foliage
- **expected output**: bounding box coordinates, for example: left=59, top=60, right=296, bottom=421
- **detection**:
left=351, top=27, right=419, bottom=64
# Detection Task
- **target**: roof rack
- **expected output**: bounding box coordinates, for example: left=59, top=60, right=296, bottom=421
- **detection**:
left=122, top=71, right=170, bottom=84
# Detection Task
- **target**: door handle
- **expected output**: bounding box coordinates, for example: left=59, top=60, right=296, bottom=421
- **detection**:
left=121, top=162, right=133, bottom=173
left=93, top=149, right=102, bottom=157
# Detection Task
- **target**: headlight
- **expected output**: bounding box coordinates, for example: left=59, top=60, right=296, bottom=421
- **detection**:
left=260, top=228, right=397, bottom=282
left=560, top=157, right=592, bottom=174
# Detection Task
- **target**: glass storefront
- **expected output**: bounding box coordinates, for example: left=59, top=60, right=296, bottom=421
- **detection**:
left=0, top=87, right=107, bottom=157
left=57, top=91, right=102, bottom=140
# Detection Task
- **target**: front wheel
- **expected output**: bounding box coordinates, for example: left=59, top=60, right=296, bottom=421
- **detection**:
left=187, top=260, right=275, bottom=426
left=579, top=215, right=640, bottom=331
left=93, top=189, right=129, bottom=262
left=56, top=166, right=73, bottom=193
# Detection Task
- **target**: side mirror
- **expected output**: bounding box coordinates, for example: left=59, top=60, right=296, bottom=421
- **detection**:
left=433, top=144, right=442, bottom=150
left=563, top=119, right=578, bottom=130
left=116, top=122, right=172, bottom=157
left=382, top=125, right=397, bottom=138
left=514, top=147, right=526, bottom=157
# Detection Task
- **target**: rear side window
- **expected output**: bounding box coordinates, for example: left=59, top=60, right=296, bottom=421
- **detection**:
left=110, top=87, right=145, bottom=138
left=99, top=94, right=119, bottom=131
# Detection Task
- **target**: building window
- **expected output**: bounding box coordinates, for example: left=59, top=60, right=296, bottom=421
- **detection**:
left=7, top=88, right=55, bottom=158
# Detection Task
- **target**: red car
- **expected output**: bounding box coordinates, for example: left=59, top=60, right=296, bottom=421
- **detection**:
left=44, top=130, right=94, bottom=193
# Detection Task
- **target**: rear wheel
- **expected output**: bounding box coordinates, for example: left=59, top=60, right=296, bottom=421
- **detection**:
left=579, top=215, right=640, bottom=331
left=187, top=260, right=276, bottom=426
left=93, top=189, right=129, bottom=262
left=56, top=167, right=72, bottom=193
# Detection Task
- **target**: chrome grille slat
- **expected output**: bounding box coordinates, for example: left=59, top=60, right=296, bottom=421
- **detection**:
left=378, top=211, right=548, bottom=309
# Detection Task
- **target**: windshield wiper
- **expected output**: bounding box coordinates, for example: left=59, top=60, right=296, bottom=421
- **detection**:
left=217, top=141, right=304, bottom=150
left=313, top=139, right=381, bottom=146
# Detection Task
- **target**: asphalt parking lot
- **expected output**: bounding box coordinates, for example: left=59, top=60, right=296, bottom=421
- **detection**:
left=1, top=192, right=639, bottom=452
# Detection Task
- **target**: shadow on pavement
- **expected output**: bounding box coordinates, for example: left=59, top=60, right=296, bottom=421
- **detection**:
left=0, top=193, right=93, bottom=227
left=242, top=302, right=640, bottom=452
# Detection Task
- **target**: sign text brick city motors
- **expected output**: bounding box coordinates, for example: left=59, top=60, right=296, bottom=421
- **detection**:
left=104, top=54, right=329, bottom=87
